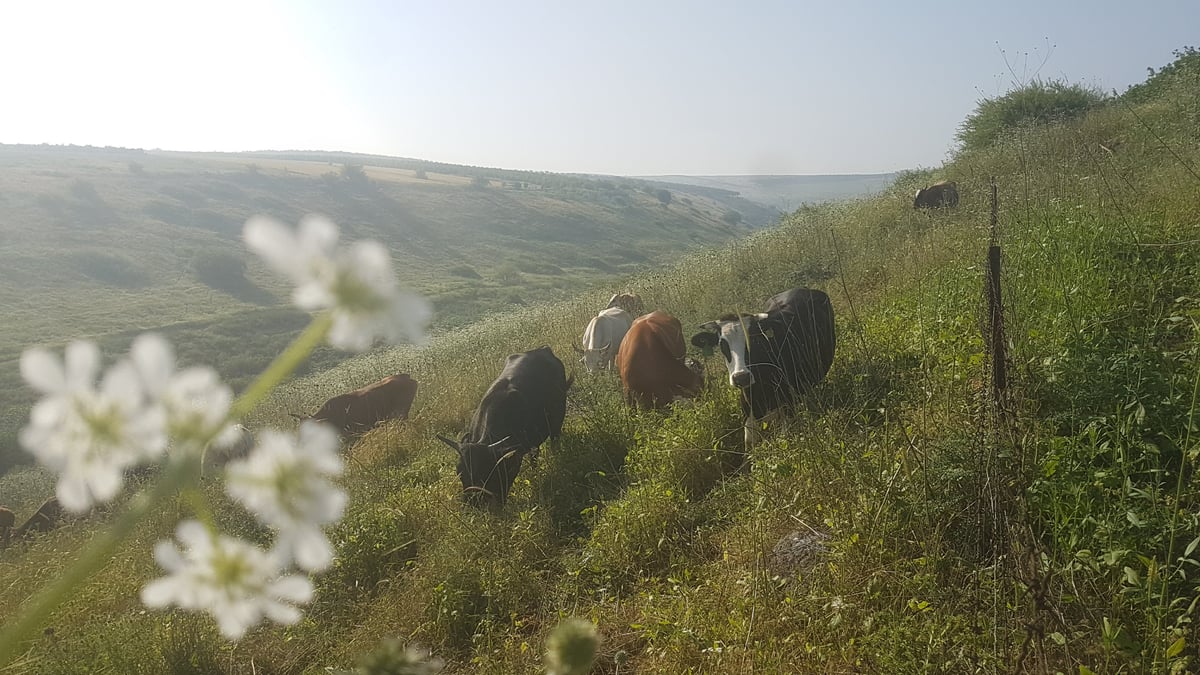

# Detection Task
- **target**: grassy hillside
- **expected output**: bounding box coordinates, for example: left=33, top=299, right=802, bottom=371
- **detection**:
left=0, top=148, right=757, bottom=473
left=2, top=49, right=1199, bottom=673
left=641, top=172, right=898, bottom=211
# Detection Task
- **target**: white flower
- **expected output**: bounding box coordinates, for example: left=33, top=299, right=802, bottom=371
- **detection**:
left=243, top=214, right=431, bottom=351
left=128, top=334, right=238, bottom=453
left=19, top=341, right=167, bottom=512
left=142, top=520, right=313, bottom=641
left=225, top=421, right=347, bottom=571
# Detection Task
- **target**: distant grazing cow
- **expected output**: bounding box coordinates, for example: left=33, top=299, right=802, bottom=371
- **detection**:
left=201, top=424, right=256, bottom=476
left=913, top=181, right=959, bottom=209
left=607, top=292, right=645, bottom=317
left=0, top=506, right=14, bottom=548
left=438, top=346, right=572, bottom=509
left=691, top=288, right=836, bottom=445
left=616, top=310, right=705, bottom=409
left=13, top=497, right=63, bottom=540
left=575, top=306, right=634, bottom=372
left=297, top=373, right=418, bottom=439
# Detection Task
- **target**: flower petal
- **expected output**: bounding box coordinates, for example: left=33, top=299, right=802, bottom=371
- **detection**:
left=130, top=334, right=175, bottom=396
left=20, top=348, right=65, bottom=394
left=64, top=341, right=101, bottom=391
left=244, top=216, right=301, bottom=278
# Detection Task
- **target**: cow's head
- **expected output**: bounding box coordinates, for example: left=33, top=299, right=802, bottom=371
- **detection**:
left=691, top=313, right=773, bottom=389
left=573, top=342, right=611, bottom=372
left=437, top=435, right=525, bottom=510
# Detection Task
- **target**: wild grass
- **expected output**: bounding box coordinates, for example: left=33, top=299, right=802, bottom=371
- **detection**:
left=2, top=52, right=1199, bottom=673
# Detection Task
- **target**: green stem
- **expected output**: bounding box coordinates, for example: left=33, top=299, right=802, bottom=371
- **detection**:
left=231, top=312, right=331, bottom=419
left=0, top=460, right=190, bottom=666
left=0, top=313, right=331, bottom=668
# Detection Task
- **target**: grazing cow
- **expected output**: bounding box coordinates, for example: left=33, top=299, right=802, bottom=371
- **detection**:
left=13, top=497, right=63, bottom=540
left=438, top=346, right=572, bottom=509
left=297, top=373, right=419, bottom=439
left=913, top=181, right=959, bottom=209
left=0, top=506, right=14, bottom=548
left=575, top=306, right=634, bottom=372
left=691, top=288, right=836, bottom=445
left=607, top=292, right=645, bottom=317
left=201, top=424, right=256, bottom=476
left=616, top=310, right=704, bottom=409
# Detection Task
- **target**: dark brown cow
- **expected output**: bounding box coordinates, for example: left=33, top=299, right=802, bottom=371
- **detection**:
left=298, top=374, right=418, bottom=438
left=0, top=506, right=14, bottom=548
left=14, top=497, right=63, bottom=540
left=913, top=181, right=959, bottom=209
left=607, top=292, right=645, bottom=317
left=616, top=310, right=704, bottom=409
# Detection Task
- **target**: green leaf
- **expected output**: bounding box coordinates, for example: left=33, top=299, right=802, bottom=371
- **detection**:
left=1166, top=636, right=1186, bottom=658
left=1079, top=667, right=1097, bottom=675
left=1184, top=536, right=1200, bottom=559
left=1050, top=632, right=1066, bottom=645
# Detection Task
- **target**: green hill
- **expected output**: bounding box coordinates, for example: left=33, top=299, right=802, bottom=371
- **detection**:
left=0, top=148, right=760, bottom=473
left=1, top=48, right=1199, bottom=673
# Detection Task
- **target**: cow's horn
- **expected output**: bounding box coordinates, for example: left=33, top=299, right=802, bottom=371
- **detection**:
left=436, top=434, right=462, bottom=454
left=488, top=436, right=513, bottom=449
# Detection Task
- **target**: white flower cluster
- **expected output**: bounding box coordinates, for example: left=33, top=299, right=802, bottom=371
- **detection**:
left=17, top=216, right=428, bottom=641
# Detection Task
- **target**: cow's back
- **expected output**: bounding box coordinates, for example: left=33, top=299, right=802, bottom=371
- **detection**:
left=469, top=346, right=568, bottom=447
left=617, top=311, right=701, bottom=408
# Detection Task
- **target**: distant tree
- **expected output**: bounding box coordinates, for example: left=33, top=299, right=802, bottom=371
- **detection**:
left=341, top=163, right=367, bottom=182
left=655, top=188, right=672, bottom=206
left=956, top=79, right=1106, bottom=152
left=413, top=168, right=428, bottom=180
left=471, top=175, right=490, bottom=189
left=127, top=161, right=145, bottom=175
left=721, top=210, right=743, bottom=226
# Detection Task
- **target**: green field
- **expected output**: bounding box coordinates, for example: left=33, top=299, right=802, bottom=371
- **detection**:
left=1, top=49, right=1199, bottom=673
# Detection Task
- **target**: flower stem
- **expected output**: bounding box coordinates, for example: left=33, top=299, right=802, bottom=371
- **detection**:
left=0, top=460, right=191, bottom=666
left=231, top=312, right=331, bottom=419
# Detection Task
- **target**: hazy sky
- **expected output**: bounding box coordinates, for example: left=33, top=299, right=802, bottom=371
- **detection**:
left=1, top=1, right=1195, bottom=175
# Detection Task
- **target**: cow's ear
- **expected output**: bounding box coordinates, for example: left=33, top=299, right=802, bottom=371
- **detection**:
left=691, top=330, right=719, bottom=356
left=436, top=434, right=462, bottom=456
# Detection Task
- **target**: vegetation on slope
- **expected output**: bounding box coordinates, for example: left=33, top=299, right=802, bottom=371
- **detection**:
left=1, top=49, right=1199, bottom=673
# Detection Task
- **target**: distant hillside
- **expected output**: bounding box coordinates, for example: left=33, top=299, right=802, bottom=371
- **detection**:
left=640, top=173, right=897, bottom=211
left=0, top=145, right=760, bottom=472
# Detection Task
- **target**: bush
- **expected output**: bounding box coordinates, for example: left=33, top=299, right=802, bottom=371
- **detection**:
left=956, top=79, right=1107, bottom=152
left=655, top=188, right=672, bottom=206
left=721, top=210, right=742, bottom=226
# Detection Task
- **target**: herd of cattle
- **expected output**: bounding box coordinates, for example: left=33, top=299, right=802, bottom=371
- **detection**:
left=0, top=288, right=839, bottom=541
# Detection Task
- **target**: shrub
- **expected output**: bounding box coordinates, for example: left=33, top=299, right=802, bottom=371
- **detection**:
left=655, top=188, right=672, bottom=206
left=956, top=79, right=1107, bottom=152
left=721, top=210, right=742, bottom=226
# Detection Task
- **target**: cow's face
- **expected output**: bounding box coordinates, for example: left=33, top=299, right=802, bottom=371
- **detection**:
left=691, top=314, right=769, bottom=389
left=576, top=344, right=611, bottom=372
left=438, top=435, right=523, bottom=510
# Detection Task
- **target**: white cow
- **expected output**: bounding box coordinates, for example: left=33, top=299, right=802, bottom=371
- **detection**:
left=575, top=307, right=633, bottom=372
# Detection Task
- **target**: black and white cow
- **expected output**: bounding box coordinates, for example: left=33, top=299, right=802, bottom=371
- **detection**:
left=691, top=288, right=836, bottom=445
left=438, top=346, right=572, bottom=509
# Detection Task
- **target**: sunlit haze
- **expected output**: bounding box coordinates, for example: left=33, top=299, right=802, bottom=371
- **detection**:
left=2, top=0, right=1195, bottom=175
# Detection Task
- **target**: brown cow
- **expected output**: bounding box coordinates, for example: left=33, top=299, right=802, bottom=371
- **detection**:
left=14, top=497, right=63, bottom=540
left=298, top=373, right=419, bottom=439
left=913, top=181, right=959, bottom=209
left=616, top=310, right=704, bottom=409
left=607, top=292, right=645, bottom=317
left=0, top=506, right=14, bottom=548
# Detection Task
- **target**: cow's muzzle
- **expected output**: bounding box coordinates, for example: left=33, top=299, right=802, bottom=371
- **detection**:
left=731, top=371, right=754, bottom=389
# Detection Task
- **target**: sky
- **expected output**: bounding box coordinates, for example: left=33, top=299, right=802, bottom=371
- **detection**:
left=0, top=1, right=1196, bottom=176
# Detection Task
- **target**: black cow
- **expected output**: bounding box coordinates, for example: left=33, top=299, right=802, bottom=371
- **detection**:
left=438, top=346, right=572, bottom=509
left=913, top=181, right=959, bottom=209
left=691, top=288, right=836, bottom=445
